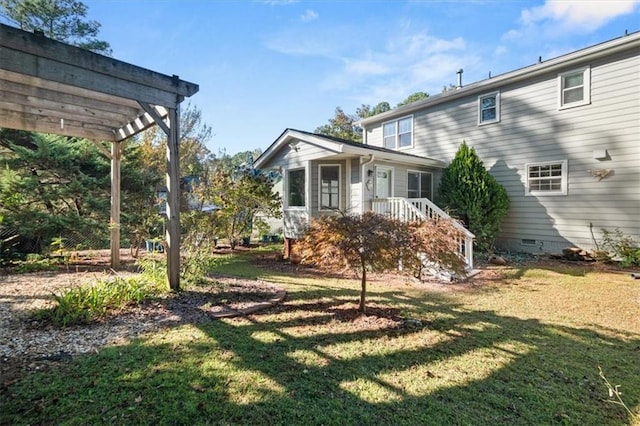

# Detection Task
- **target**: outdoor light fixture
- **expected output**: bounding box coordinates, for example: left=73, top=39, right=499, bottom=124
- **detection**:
left=367, top=169, right=373, bottom=177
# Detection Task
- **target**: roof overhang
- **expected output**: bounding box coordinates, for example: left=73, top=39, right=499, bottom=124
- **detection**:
left=358, top=31, right=640, bottom=127
left=254, top=128, right=447, bottom=169
left=0, top=23, right=199, bottom=142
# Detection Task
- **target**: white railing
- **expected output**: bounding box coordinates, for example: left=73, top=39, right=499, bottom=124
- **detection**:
left=371, top=197, right=474, bottom=270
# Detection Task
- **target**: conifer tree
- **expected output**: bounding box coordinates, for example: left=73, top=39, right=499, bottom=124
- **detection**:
left=437, top=142, right=509, bottom=253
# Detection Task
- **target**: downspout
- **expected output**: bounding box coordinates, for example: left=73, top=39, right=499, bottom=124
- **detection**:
left=360, top=154, right=375, bottom=214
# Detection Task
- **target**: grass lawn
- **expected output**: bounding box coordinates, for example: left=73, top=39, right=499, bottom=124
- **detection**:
left=1, top=250, right=639, bottom=425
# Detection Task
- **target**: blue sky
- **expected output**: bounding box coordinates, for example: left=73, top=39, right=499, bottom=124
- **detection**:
left=83, top=0, right=640, bottom=155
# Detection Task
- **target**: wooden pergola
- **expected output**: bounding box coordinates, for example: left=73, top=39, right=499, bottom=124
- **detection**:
left=0, top=23, right=199, bottom=290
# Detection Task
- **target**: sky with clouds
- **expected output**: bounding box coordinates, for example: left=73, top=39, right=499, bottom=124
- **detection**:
left=80, top=0, right=640, bottom=155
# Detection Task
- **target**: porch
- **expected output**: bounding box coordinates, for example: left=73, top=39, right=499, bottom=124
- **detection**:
left=372, top=197, right=474, bottom=270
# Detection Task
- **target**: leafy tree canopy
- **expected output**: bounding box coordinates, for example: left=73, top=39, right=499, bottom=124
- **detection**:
left=316, top=92, right=430, bottom=142
left=192, top=154, right=280, bottom=249
left=0, top=0, right=111, bottom=54
left=314, top=107, right=362, bottom=142
left=396, top=91, right=429, bottom=107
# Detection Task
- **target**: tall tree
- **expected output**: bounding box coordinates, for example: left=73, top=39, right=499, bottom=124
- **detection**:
left=314, top=107, right=362, bottom=142
left=396, top=91, right=429, bottom=108
left=0, top=0, right=111, bottom=54
left=356, top=102, right=392, bottom=119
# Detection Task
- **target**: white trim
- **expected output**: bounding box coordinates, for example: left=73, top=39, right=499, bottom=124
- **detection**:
left=407, top=169, right=433, bottom=199
left=284, top=167, right=307, bottom=209
left=358, top=32, right=639, bottom=127
left=524, top=159, right=568, bottom=196
left=318, top=163, right=342, bottom=211
left=558, top=66, right=591, bottom=110
left=382, top=115, right=414, bottom=150
left=478, top=91, right=500, bottom=125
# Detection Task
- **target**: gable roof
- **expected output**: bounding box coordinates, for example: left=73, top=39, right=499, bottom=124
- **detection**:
left=359, top=30, right=640, bottom=127
left=254, top=128, right=447, bottom=169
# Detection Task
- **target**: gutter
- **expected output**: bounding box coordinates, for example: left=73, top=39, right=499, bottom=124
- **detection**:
left=359, top=31, right=640, bottom=127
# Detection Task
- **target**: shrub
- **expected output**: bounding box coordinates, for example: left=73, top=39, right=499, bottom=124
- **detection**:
left=32, top=275, right=163, bottom=326
left=600, top=228, right=640, bottom=267
left=437, top=141, right=509, bottom=253
left=299, top=212, right=411, bottom=313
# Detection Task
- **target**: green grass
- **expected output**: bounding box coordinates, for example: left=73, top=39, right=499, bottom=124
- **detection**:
left=1, top=252, right=639, bottom=425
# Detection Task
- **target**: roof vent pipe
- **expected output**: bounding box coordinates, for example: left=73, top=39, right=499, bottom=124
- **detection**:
left=456, top=69, right=463, bottom=89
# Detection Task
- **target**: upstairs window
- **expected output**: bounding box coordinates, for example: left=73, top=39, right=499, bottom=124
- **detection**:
left=287, top=168, right=306, bottom=207
left=478, top=92, right=500, bottom=125
left=525, top=160, right=568, bottom=196
left=407, top=171, right=433, bottom=200
left=383, top=116, right=413, bottom=149
left=319, top=165, right=340, bottom=210
left=559, top=67, right=590, bottom=109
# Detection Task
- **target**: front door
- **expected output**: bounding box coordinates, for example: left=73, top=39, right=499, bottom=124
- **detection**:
left=374, top=167, right=392, bottom=199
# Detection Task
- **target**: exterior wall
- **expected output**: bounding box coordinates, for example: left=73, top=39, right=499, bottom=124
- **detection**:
left=364, top=49, right=640, bottom=254
left=349, top=158, right=363, bottom=214
left=263, top=140, right=359, bottom=239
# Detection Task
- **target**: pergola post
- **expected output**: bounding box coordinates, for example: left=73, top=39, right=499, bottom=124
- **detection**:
left=166, top=105, right=181, bottom=291
left=110, top=141, right=121, bottom=268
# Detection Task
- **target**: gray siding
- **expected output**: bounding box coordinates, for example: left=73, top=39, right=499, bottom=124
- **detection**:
left=350, top=158, right=363, bottom=214
left=364, top=49, right=640, bottom=253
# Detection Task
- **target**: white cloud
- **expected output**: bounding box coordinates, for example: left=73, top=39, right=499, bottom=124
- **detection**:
left=343, top=59, right=389, bottom=76
left=300, top=9, right=319, bottom=22
left=509, top=0, right=640, bottom=37
left=324, top=32, right=474, bottom=104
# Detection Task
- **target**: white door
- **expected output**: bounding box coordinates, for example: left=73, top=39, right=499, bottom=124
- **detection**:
left=374, top=167, right=392, bottom=199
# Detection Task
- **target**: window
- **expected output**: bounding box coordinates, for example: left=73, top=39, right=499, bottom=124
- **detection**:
left=407, top=171, right=433, bottom=199
left=525, top=160, right=568, bottom=196
left=478, top=92, right=500, bottom=125
left=287, top=168, right=305, bottom=207
left=319, top=165, right=340, bottom=210
left=558, top=67, right=590, bottom=109
left=383, top=116, right=413, bottom=149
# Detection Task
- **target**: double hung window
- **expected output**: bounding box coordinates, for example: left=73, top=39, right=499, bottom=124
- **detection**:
left=478, top=92, right=500, bottom=125
left=383, top=116, right=413, bottom=149
left=559, top=67, right=590, bottom=109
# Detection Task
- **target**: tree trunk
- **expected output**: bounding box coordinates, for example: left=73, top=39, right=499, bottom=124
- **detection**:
left=359, top=264, right=367, bottom=314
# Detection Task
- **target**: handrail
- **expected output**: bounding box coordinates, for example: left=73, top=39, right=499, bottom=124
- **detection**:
left=372, top=197, right=474, bottom=270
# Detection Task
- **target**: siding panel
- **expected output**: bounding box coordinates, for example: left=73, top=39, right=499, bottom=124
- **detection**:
left=364, top=46, right=640, bottom=253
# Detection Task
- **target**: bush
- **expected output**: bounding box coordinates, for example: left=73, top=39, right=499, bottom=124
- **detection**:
left=437, top=142, right=509, bottom=253
left=32, top=275, right=163, bottom=326
left=600, top=228, right=640, bottom=267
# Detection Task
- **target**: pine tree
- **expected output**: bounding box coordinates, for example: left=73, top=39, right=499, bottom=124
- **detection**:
left=437, top=142, right=509, bottom=253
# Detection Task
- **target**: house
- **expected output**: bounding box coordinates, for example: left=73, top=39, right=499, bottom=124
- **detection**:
left=254, top=31, right=640, bottom=261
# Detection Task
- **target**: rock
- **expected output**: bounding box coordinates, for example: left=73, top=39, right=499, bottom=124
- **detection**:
left=488, top=255, right=507, bottom=265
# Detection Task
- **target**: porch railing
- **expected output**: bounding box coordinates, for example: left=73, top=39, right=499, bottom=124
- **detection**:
left=371, top=197, right=474, bottom=270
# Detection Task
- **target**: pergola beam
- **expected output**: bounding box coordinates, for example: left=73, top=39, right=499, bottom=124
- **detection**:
left=0, top=23, right=199, bottom=291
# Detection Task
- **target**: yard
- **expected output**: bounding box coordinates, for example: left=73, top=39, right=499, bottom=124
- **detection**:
left=1, top=249, right=639, bottom=425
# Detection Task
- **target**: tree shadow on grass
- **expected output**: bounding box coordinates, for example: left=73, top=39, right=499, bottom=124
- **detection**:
left=1, top=286, right=638, bottom=425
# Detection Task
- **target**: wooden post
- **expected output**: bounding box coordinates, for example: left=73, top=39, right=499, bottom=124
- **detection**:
left=110, top=141, right=121, bottom=268
left=166, top=106, right=181, bottom=291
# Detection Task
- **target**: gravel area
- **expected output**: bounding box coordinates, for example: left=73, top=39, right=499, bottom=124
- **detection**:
left=0, top=269, right=284, bottom=384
